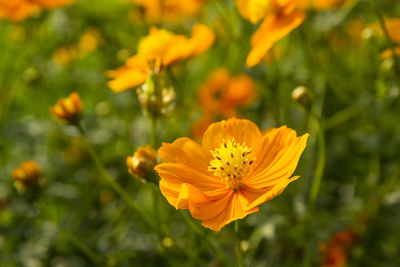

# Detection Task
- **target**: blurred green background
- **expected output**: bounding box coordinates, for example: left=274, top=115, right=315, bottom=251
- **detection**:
left=1, top=0, right=400, bottom=266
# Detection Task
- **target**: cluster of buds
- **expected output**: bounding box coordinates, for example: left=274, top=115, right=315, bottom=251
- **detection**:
left=12, top=160, right=42, bottom=192
left=137, top=74, right=175, bottom=118
left=126, top=145, right=158, bottom=182
left=50, top=92, right=82, bottom=124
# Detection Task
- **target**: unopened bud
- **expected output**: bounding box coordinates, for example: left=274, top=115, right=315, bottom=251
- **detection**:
left=292, top=86, right=311, bottom=107
left=50, top=92, right=82, bottom=124
left=126, top=145, right=157, bottom=182
left=361, top=27, right=377, bottom=41
left=12, top=160, right=41, bottom=192
left=137, top=74, right=175, bottom=118
left=381, top=57, right=394, bottom=73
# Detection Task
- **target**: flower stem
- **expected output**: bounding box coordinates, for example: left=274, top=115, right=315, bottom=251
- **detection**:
left=77, top=123, right=155, bottom=229
left=235, top=220, right=245, bottom=267
left=371, top=0, right=400, bottom=79
left=61, top=231, right=104, bottom=264
left=308, top=113, right=326, bottom=211
left=179, top=210, right=231, bottom=266
left=150, top=116, right=158, bottom=149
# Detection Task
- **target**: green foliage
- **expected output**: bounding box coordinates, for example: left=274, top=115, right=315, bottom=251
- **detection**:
left=1, top=0, right=400, bottom=266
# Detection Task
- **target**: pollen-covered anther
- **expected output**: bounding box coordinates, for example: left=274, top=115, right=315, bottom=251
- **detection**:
left=208, top=138, right=255, bottom=190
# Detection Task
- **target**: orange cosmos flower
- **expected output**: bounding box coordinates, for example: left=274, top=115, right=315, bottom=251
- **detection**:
left=198, top=68, right=257, bottom=118
left=236, top=0, right=305, bottom=67
left=131, top=0, right=205, bottom=22
left=107, top=24, right=215, bottom=93
left=0, top=0, right=38, bottom=21
left=0, top=0, right=73, bottom=21
left=50, top=92, right=82, bottom=124
left=12, top=160, right=42, bottom=191
left=155, top=118, right=309, bottom=231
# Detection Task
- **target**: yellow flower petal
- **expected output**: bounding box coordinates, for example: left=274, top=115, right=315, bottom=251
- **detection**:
left=246, top=11, right=305, bottom=67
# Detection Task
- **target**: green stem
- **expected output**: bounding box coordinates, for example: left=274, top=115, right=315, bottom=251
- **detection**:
left=371, top=0, right=400, bottom=79
left=77, top=123, right=155, bottom=229
left=179, top=210, right=231, bottom=266
left=150, top=116, right=158, bottom=149
left=151, top=183, right=161, bottom=233
left=61, top=231, right=103, bottom=264
left=322, top=102, right=361, bottom=131
left=308, top=113, right=326, bottom=211
left=235, top=221, right=245, bottom=267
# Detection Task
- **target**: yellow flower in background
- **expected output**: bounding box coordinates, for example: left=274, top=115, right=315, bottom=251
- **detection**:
left=127, top=145, right=158, bottom=181
left=198, top=68, right=257, bottom=118
left=362, top=18, right=400, bottom=60
left=156, top=118, right=309, bottom=231
left=77, top=28, right=101, bottom=57
left=107, top=24, right=215, bottom=93
left=50, top=92, right=82, bottom=124
left=380, top=47, right=400, bottom=60
left=52, top=45, right=78, bottom=66
left=52, top=28, right=101, bottom=66
left=12, top=160, right=42, bottom=191
left=296, top=0, right=348, bottom=10
left=130, top=0, right=206, bottom=22
left=0, top=0, right=74, bottom=21
left=236, top=0, right=306, bottom=67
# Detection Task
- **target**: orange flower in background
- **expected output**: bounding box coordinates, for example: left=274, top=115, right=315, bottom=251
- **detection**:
left=107, top=24, right=215, bottom=93
left=236, top=0, right=305, bottom=67
left=50, top=92, right=82, bottom=124
left=198, top=68, right=257, bottom=118
left=0, top=0, right=38, bottom=21
left=191, top=114, right=213, bottom=141
left=12, top=160, right=42, bottom=191
left=30, top=0, right=74, bottom=9
left=155, top=118, right=309, bottom=231
left=320, top=230, right=358, bottom=267
left=131, top=0, right=206, bottom=22
left=0, top=0, right=73, bottom=21
left=385, top=18, right=400, bottom=44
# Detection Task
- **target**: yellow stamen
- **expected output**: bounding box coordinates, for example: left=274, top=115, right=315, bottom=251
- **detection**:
left=208, top=138, right=255, bottom=190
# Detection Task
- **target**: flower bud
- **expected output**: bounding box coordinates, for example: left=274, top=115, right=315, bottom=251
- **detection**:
left=12, top=160, right=41, bottom=192
left=361, top=27, right=377, bottom=42
left=50, top=92, right=82, bottom=124
left=126, top=145, right=157, bottom=182
left=292, top=86, right=311, bottom=108
left=137, top=75, right=175, bottom=118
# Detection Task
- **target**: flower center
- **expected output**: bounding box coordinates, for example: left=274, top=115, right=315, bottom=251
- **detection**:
left=208, top=138, right=255, bottom=190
